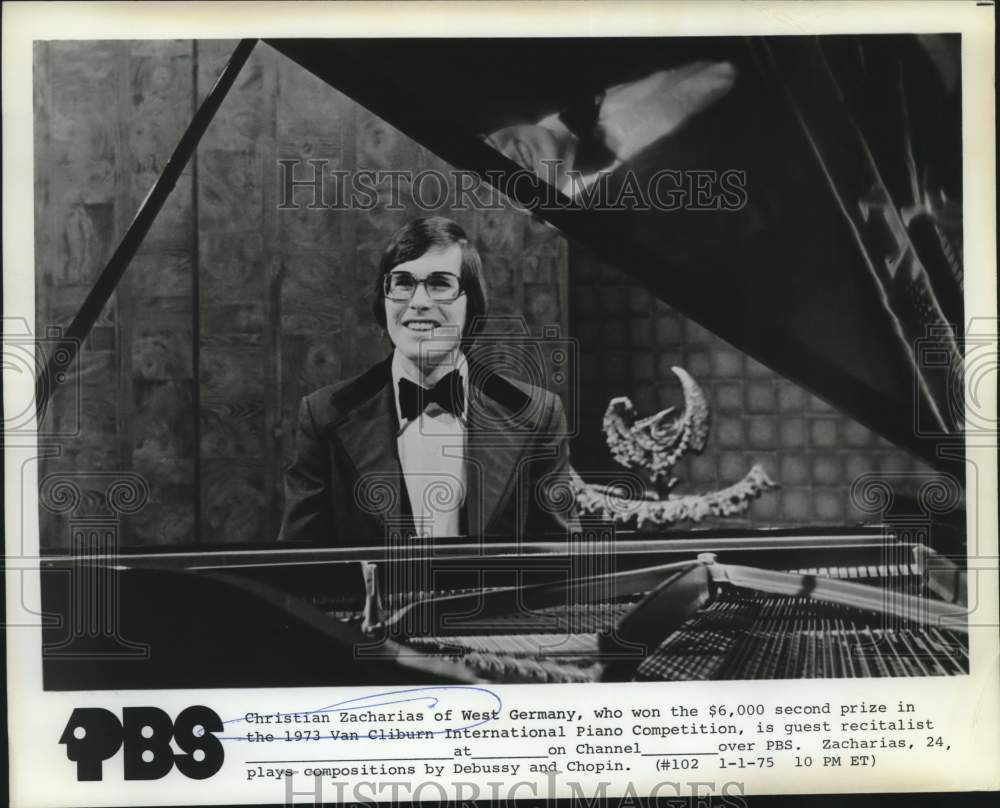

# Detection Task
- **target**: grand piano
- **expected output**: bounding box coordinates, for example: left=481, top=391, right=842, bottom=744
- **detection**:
left=38, top=36, right=969, bottom=689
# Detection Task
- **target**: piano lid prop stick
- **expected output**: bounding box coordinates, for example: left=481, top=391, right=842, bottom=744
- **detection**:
left=35, top=39, right=259, bottom=422
left=361, top=561, right=385, bottom=634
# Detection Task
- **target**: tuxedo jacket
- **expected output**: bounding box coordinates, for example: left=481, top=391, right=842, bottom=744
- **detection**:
left=278, top=355, right=579, bottom=545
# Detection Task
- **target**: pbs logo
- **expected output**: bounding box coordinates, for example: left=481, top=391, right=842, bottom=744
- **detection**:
left=60, top=706, right=224, bottom=781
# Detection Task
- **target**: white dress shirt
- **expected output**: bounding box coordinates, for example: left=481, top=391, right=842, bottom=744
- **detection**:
left=391, top=350, right=468, bottom=538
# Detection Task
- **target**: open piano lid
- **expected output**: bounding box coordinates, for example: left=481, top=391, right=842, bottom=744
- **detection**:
left=266, top=36, right=965, bottom=474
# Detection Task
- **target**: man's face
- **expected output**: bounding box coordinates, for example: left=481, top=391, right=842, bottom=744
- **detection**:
left=384, top=243, right=468, bottom=367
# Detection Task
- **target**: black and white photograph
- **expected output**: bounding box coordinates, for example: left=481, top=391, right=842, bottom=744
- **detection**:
left=4, top=1, right=998, bottom=805
left=30, top=30, right=973, bottom=687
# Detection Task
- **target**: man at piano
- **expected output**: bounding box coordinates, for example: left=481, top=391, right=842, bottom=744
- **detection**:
left=279, top=216, right=579, bottom=546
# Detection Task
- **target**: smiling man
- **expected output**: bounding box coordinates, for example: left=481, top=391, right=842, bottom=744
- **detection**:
left=278, top=216, right=578, bottom=545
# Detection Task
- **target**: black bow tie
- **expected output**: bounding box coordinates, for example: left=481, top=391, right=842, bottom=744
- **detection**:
left=398, top=370, right=465, bottom=420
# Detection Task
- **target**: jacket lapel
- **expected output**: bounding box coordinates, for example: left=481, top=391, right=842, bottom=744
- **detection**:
left=465, top=367, right=529, bottom=537
left=332, top=359, right=408, bottom=531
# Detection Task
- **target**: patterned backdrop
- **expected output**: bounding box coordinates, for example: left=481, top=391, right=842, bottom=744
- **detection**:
left=570, top=247, right=937, bottom=530
left=34, top=40, right=935, bottom=547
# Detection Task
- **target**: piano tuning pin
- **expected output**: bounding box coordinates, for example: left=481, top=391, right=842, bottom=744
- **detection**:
left=518, top=659, right=540, bottom=681
left=504, top=658, right=524, bottom=677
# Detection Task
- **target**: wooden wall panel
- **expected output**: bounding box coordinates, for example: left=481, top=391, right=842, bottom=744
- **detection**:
left=196, top=42, right=277, bottom=543
left=123, top=40, right=196, bottom=545
left=274, top=55, right=362, bottom=503
left=36, top=41, right=122, bottom=549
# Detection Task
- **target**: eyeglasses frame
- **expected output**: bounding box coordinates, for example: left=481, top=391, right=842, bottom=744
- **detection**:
left=382, top=270, right=466, bottom=303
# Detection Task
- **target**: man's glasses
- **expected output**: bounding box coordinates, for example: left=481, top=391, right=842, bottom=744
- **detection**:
left=383, top=271, right=464, bottom=302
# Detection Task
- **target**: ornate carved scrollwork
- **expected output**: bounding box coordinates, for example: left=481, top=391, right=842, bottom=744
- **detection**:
left=574, top=367, right=777, bottom=526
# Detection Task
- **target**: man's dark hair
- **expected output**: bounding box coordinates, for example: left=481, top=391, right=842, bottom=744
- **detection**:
left=372, top=216, right=488, bottom=339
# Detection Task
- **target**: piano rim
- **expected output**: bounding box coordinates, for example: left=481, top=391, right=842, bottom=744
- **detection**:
left=39, top=527, right=945, bottom=571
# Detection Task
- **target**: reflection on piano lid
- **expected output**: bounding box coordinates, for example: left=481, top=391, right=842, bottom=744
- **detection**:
left=41, top=531, right=968, bottom=688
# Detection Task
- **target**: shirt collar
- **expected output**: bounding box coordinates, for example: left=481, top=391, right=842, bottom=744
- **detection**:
left=391, top=349, right=469, bottom=424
